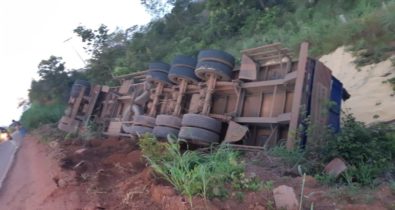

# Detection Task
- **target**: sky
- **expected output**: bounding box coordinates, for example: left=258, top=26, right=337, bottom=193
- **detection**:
left=0, top=0, right=151, bottom=126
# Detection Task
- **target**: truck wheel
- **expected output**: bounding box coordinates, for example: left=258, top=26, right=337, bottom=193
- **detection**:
left=153, top=126, right=179, bottom=140
left=198, top=49, right=235, bottom=68
left=146, top=70, right=173, bottom=85
left=181, top=114, right=221, bottom=134
left=71, top=79, right=91, bottom=97
left=178, top=126, right=219, bottom=145
left=171, top=55, right=197, bottom=69
left=123, top=125, right=153, bottom=135
left=168, top=65, right=200, bottom=84
left=133, top=115, right=156, bottom=128
left=149, top=62, right=170, bottom=73
left=195, top=60, right=233, bottom=81
left=155, top=115, right=182, bottom=129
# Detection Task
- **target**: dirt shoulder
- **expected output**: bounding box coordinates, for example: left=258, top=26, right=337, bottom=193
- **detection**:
left=0, top=135, right=84, bottom=210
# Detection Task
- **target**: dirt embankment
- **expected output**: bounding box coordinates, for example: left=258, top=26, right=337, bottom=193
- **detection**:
left=319, top=47, right=395, bottom=124
left=1, top=134, right=394, bottom=210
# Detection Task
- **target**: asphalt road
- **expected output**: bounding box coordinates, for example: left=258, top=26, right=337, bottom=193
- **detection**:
left=0, top=130, right=25, bottom=189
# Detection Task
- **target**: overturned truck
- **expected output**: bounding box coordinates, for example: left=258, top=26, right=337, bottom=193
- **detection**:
left=58, top=42, right=349, bottom=149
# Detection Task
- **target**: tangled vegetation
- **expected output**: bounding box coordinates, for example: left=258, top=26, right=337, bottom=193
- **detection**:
left=138, top=134, right=262, bottom=206
left=270, top=113, right=395, bottom=187
left=21, top=0, right=395, bottom=128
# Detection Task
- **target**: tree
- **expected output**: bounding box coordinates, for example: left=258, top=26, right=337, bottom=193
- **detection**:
left=74, top=25, right=129, bottom=84
left=29, top=56, right=72, bottom=104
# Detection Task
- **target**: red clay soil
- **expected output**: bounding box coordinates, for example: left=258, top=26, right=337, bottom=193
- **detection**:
left=1, top=135, right=394, bottom=210
left=0, top=135, right=86, bottom=210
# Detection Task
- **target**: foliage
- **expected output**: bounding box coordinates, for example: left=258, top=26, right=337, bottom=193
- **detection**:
left=73, top=25, right=129, bottom=84
left=24, top=55, right=87, bottom=130
left=29, top=56, right=76, bottom=104
left=70, top=0, right=395, bottom=87
left=317, top=113, right=395, bottom=186
left=269, top=145, right=305, bottom=167
left=20, top=102, right=65, bottom=130
left=138, top=134, right=262, bottom=206
left=314, top=173, right=337, bottom=186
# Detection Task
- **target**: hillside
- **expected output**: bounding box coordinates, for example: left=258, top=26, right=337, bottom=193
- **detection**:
left=320, top=47, right=395, bottom=124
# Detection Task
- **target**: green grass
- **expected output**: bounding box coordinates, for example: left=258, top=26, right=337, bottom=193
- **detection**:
left=138, top=134, right=262, bottom=206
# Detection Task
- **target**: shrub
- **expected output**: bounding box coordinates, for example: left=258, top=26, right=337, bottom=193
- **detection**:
left=139, top=134, right=261, bottom=206
left=322, top=113, right=395, bottom=185
left=20, top=102, right=65, bottom=130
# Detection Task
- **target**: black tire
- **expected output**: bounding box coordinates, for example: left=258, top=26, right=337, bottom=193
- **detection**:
left=195, top=60, right=233, bottom=81
left=198, top=50, right=235, bottom=68
left=146, top=70, right=173, bottom=85
left=181, top=114, right=222, bottom=133
left=168, top=65, right=200, bottom=84
left=128, top=125, right=153, bottom=135
left=153, top=126, right=179, bottom=139
left=149, top=62, right=170, bottom=73
left=178, top=126, right=219, bottom=145
left=133, top=115, right=156, bottom=128
left=155, top=115, right=182, bottom=129
left=171, top=55, right=197, bottom=69
left=71, top=80, right=91, bottom=97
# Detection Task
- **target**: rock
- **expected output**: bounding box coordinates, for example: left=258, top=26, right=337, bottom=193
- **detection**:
left=75, top=148, right=87, bottom=155
left=273, top=185, right=299, bottom=210
left=324, top=158, right=347, bottom=177
left=58, top=179, right=67, bottom=188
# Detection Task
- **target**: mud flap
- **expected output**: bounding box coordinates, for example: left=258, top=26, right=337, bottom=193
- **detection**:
left=223, top=121, right=248, bottom=143
left=239, top=54, right=258, bottom=81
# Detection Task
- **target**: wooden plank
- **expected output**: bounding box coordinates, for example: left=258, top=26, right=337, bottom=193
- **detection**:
left=241, top=43, right=282, bottom=53
left=234, top=113, right=291, bottom=124
left=107, top=121, right=123, bottom=135
left=241, top=72, right=297, bottom=88
left=84, top=85, right=101, bottom=125
left=234, top=88, right=246, bottom=117
left=270, top=86, right=287, bottom=117
left=118, top=95, right=133, bottom=100
left=287, top=42, right=309, bottom=150
left=112, top=70, right=148, bottom=80
left=118, top=80, right=132, bottom=95
left=70, top=86, right=86, bottom=119
left=248, top=48, right=290, bottom=57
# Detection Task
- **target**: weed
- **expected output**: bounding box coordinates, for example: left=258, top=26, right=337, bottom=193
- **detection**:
left=234, top=191, right=244, bottom=202
left=269, top=145, right=305, bottom=167
left=139, top=134, right=262, bottom=207
left=262, top=180, right=274, bottom=191
left=315, top=173, right=336, bottom=186
left=231, top=172, right=263, bottom=191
